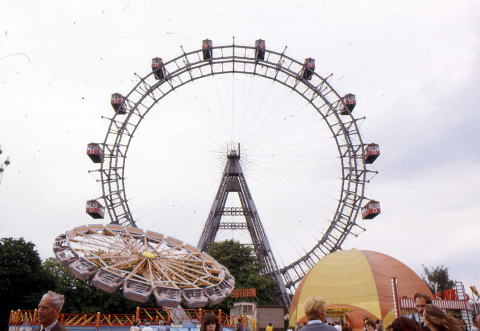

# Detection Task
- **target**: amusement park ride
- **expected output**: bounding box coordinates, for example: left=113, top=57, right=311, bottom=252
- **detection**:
left=56, top=39, right=381, bottom=310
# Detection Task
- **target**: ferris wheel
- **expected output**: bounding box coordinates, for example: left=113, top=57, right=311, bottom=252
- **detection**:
left=81, top=38, right=381, bottom=305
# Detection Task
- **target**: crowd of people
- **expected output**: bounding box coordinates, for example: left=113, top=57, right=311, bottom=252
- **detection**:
left=129, top=320, right=170, bottom=331
left=297, top=294, right=480, bottom=331
left=34, top=291, right=480, bottom=331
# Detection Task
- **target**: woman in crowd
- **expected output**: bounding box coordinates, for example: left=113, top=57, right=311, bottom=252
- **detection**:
left=390, top=316, right=421, bottom=331
left=364, top=319, right=376, bottom=331
left=423, top=304, right=462, bottom=331
left=201, top=314, right=222, bottom=331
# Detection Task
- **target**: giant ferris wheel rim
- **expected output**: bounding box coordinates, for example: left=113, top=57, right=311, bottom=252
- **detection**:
left=96, top=41, right=375, bottom=290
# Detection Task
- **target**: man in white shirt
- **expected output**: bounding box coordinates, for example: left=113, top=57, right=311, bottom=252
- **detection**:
left=37, top=291, right=66, bottom=331
left=143, top=322, right=153, bottom=331
left=410, top=292, right=432, bottom=330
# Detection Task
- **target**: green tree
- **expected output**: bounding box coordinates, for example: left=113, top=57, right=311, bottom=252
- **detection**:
left=207, top=240, right=277, bottom=311
left=0, top=238, right=54, bottom=329
left=422, top=265, right=455, bottom=296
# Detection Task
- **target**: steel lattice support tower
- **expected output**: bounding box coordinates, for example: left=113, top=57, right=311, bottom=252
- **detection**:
left=198, top=147, right=291, bottom=308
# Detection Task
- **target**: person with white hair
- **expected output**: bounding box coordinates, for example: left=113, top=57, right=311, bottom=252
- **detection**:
left=37, top=291, right=66, bottom=331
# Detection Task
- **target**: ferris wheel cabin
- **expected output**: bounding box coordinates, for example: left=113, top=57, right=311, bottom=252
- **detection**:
left=364, top=143, right=380, bottom=164
left=218, top=271, right=235, bottom=296
left=53, top=234, right=68, bottom=253
left=202, top=39, right=213, bottom=60
left=219, top=278, right=235, bottom=296
left=182, top=288, right=209, bottom=308
left=340, top=93, right=356, bottom=115
left=153, top=286, right=182, bottom=307
left=361, top=200, right=381, bottom=219
left=86, top=143, right=104, bottom=163
left=151, top=57, right=166, bottom=80
left=92, top=269, right=123, bottom=294
left=68, top=258, right=98, bottom=281
left=111, top=93, right=127, bottom=114
left=205, top=284, right=226, bottom=305
left=302, top=58, right=315, bottom=80
left=54, top=248, right=78, bottom=267
left=104, top=224, right=126, bottom=236
left=255, top=39, right=266, bottom=60
left=86, top=200, right=105, bottom=219
left=52, top=235, right=78, bottom=267
left=123, top=279, right=154, bottom=303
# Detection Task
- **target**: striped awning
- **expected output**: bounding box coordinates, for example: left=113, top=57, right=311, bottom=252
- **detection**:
left=400, top=298, right=471, bottom=310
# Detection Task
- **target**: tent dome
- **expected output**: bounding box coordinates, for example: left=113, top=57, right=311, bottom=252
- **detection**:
left=289, top=249, right=432, bottom=330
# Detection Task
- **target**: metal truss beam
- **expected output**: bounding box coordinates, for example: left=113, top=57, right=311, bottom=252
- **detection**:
left=218, top=222, right=248, bottom=230
left=198, top=149, right=291, bottom=308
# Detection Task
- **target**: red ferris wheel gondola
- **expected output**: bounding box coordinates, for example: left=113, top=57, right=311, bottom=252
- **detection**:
left=364, top=143, right=380, bottom=164
left=361, top=200, right=381, bottom=219
left=86, top=143, right=104, bottom=163
left=301, top=58, right=315, bottom=80
left=340, top=93, right=356, bottom=115
left=202, top=39, right=213, bottom=60
left=152, top=57, right=166, bottom=80
left=255, top=39, right=265, bottom=60
left=111, top=93, right=127, bottom=114
left=86, top=200, right=105, bottom=219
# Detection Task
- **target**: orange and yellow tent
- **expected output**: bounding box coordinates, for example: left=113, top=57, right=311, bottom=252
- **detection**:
left=289, top=249, right=432, bottom=330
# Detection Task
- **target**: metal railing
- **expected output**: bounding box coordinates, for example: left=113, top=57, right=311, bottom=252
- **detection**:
left=8, top=307, right=234, bottom=328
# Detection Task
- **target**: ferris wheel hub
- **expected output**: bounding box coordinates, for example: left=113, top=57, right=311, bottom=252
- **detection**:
left=142, top=251, right=156, bottom=259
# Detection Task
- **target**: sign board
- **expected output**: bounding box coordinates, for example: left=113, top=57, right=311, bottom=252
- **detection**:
left=232, top=288, right=257, bottom=298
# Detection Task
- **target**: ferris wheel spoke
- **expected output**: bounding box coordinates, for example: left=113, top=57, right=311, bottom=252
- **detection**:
left=101, top=254, right=141, bottom=270
left=74, top=241, right=122, bottom=254
left=125, top=258, right=148, bottom=280
left=162, top=260, right=213, bottom=286
left=155, top=259, right=200, bottom=286
left=123, top=236, right=145, bottom=251
left=156, top=245, right=183, bottom=256
left=166, top=258, right=210, bottom=274
left=146, top=259, right=155, bottom=282
left=70, top=235, right=118, bottom=251
left=149, top=259, right=183, bottom=287
left=165, top=260, right=208, bottom=278
left=146, top=240, right=163, bottom=252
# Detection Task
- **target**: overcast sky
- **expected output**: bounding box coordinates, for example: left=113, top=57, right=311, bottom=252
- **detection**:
left=1, top=0, right=479, bottom=297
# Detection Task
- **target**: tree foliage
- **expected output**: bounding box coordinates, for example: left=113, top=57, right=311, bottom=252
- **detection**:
left=207, top=240, right=277, bottom=311
left=0, top=238, right=54, bottom=328
left=422, top=264, right=455, bottom=295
